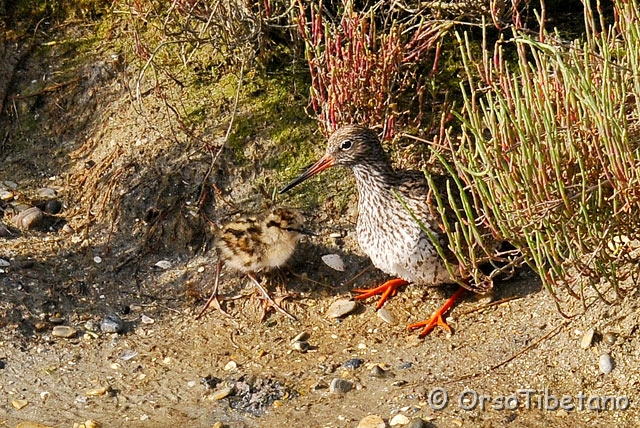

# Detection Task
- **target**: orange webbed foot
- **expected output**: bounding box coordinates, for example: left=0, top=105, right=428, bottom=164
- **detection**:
left=407, top=287, right=466, bottom=338
left=352, top=278, right=409, bottom=309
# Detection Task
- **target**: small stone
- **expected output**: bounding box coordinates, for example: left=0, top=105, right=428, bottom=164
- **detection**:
left=212, top=422, right=224, bottom=428
left=326, top=299, right=358, bottom=318
left=13, top=207, right=44, bottom=230
left=100, top=313, right=124, bottom=333
left=390, top=414, right=410, bottom=426
left=357, top=414, right=386, bottom=428
left=62, top=224, right=74, bottom=234
left=292, top=340, right=310, bottom=353
left=0, top=258, right=9, bottom=267
left=86, top=386, right=111, bottom=396
left=329, top=232, right=342, bottom=239
left=292, top=332, right=310, bottom=342
left=0, top=189, right=14, bottom=201
left=397, top=362, right=413, bottom=370
left=120, top=349, right=138, bottom=361
left=556, top=409, right=568, bottom=417
left=377, top=308, right=397, bottom=325
left=343, top=358, right=364, bottom=370
left=329, top=378, right=353, bottom=394
left=93, top=256, right=102, bottom=264
left=406, top=418, right=429, bottom=428
left=599, top=353, right=614, bottom=373
left=37, top=188, right=57, bottom=198
left=581, top=328, right=595, bottom=349
left=211, top=385, right=233, bottom=400
left=52, top=325, right=77, bottom=338
left=603, top=331, right=617, bottom=345
left=155, top=260, right=172, bottom=269
left=322, top=254, right=345, bottom=271
left=3, top=180, right=18, bottom=189
left=224, top=361, right=237, bottom=371
left=141, top=314, right=154, bottom=324
left=12, top=399, right=29, bottom=409
left=44, top=200, right=62, bottom=214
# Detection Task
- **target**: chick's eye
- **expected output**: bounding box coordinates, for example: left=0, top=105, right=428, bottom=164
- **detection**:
left=340, top=139, right=353, bottom=150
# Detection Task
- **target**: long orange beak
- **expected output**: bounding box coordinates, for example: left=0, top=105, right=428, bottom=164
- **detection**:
left=279, top=154, right=336, bottom=194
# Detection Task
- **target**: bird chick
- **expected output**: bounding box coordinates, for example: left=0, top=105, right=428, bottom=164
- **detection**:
left=196, top=207, right=308, bottom=321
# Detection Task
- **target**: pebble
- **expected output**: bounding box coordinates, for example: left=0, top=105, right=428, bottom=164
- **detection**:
left=62, top=224, right=74, bottom=234
left=357, top=415, right=386, bottom=428
left=44, top=199, right=62, bottom=214
left=406, top=418, right=429, bottom=428
left=0, top=189, right=14, bottom=201
left=13, top=206, right=44, bottom=230
left=86, top=386, right=111, bottom=396
left=100, top=313, right=124, bottom=333
left=141, top=314, right=155, bottom=324
left=120, top=349, right=138, bottom=361
left=52, top=325, right=77, bottom=338
left=155, top=260, right=172, bottom=269
left=599, top=353, right=614, bottom=373
left=329, top=378, right=353, bottom=394
left=326, top=299, right=358, bottom=318
left=603, top=331, right=617, bottom=345
left=343, top=358, right=364, bottom=370
left=93, top=256, right=103, bottom=264
left=292, top=332, right=310, bottom=342
left=84, top=320, right=99, bottom=332
left=0, top=258, right=9, bottom=267
left=580, top=328, right=595, bottom=349
left=37, top=188, right=57, bottom=198
left=292, top=340, right=310, bottom=353
left=322, top=254, right=345, bottom=271
left=389, top=414, right=410, bottom=426
left=397, top=362, right=413, bottom=370
left=211, top=385, right=233, bottom=400
left=377, top=308, right=396, bottom=325
left=224, top=360, right=237, bottom=371
left=12, top=399, right=29, bottom=409
left=3, top=180, right=18, bottom=189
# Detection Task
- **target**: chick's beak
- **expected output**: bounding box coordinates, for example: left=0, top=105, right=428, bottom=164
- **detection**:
left=279, top=154, right=335, bottom=194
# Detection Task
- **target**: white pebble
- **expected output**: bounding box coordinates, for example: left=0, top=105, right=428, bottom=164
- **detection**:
left=322, top=254, right=345, bottom=271
left=155, top=260, right=172, bottom=270
left=599, top=353, right=614, bottom=374
left=390, top=414, right=410, bottom=426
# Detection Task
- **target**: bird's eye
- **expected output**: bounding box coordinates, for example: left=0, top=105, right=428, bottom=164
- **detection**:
left=340, top=139, right=353, bottom=150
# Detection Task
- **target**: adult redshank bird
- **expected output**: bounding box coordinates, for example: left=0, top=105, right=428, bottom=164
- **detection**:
left=196, top=207, right=310, bottom=321
left=280, top=125, right=488, bottom=337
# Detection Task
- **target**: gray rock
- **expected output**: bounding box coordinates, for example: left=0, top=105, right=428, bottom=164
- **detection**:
left=52, top=325, right=77, bottom=338
left=377, top=307, right=397, bottom=325
left=101, top=313, right=124, bottom=333
left=329, top=378, right=353, bottom=394
left=326, top=299, right=358, bottom=318
left=406, top=418, right=429, bottom=428
left=599, top=353, right=614, bottom=374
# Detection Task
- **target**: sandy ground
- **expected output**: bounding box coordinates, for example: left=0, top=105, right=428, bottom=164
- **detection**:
left=1, top=16, right=640, bottom=428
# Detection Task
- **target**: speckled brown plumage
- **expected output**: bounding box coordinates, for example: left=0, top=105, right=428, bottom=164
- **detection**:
left=280, top=125, right=488, bottom=336
left=196, top=208, right=307, bottom=321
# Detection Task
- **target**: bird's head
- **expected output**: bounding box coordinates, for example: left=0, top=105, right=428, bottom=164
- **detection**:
left=279, top=125, right=385, bottom=193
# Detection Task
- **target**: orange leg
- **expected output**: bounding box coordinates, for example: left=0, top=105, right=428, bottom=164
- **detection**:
left=407, top=287, right=467, bottom=338
left=352, top=278, right=409, bottom=310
